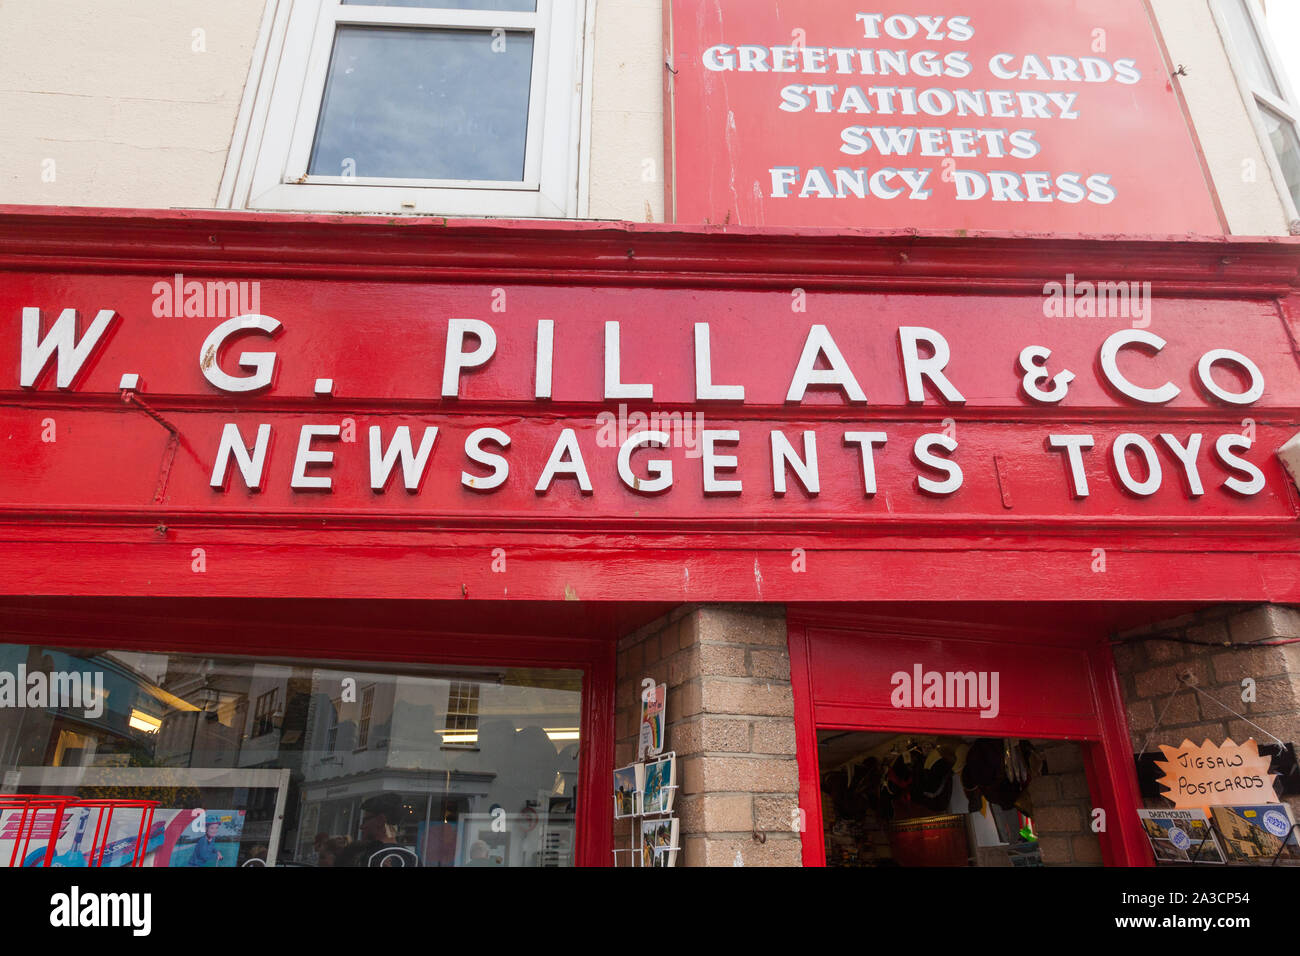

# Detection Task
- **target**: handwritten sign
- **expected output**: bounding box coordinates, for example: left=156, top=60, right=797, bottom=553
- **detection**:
left=1154, top=738, right=1279, bottom=808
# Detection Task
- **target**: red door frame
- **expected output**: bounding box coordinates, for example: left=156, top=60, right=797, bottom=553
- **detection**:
left=787, top=608, right=1151, bottom=866
left=0, top=598, right=616, bottom=867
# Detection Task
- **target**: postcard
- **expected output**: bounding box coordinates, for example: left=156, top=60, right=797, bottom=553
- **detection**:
left=640, top=817, right=678, bottom=868
left=1210, top=804, right=1299, bottom=863
left=643, top=755, right=676, bottom=816
left=638, top=683, right=666, bottom=759
left=1136, top=808, right=1225, bottom=864
left=613, top=763, right=643, bottom=818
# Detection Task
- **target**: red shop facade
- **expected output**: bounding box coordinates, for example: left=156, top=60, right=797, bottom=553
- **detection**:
left=1, top=207, right=1299, bottom=868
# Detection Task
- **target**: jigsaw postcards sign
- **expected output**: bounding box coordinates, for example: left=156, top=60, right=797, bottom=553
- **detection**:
left=664, top=0, right=1221, bottom=233
left=1153, top=737, right=1279, bottom=809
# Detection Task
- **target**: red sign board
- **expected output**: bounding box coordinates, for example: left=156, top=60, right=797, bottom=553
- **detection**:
left=664, top=0, right=1222, bottom=234
left=1, top=210, right=1297, bottom=604
left=3, top=273, right=1295, bottom=523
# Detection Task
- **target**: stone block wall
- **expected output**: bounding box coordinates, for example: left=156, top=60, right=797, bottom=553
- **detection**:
left=614, top=604, right=802, bottom=866
left=1028, top=740, right=1104, bottom=865
left=610, top=601, right=1300, bottom=867
left=1114, top=603, right=1300, bottom=822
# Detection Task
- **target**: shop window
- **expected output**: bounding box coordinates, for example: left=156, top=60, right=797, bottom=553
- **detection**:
left=1214, top=0, right=1300, bottom=221
left=51, top=730, right=96, bottom=768
left=0, top=645, right=583, bottom=867
left=222, top=0, right=588, bottom=217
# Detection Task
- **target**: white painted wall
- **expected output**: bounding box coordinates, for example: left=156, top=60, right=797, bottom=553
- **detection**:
left=586, top=0, right=664, bottom=222
left=0, top=0, right=1288, bottom=234
left=1150, top=0, right=1291, bottom=234
left=0, top=0, right=266, bottom=209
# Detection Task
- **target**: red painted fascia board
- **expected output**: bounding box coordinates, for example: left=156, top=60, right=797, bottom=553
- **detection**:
left=0, top=205, right=1296, bottom=297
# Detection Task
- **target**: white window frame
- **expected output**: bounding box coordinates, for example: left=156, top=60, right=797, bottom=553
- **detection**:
left=355, top=684, right=374, bottom=750
left=325, top=697, right=340, bottom=752
left=220, top=0, right=589, bottom=217
left=1211, top=0, right=1300, bottom=225
left=440, top=679, right=480, bottom=750
left=252, top=687, right=279, bottom=737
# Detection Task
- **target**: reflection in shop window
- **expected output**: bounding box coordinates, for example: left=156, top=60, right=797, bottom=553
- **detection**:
left=252, top=689, right=278, bottom=739
left=442, top=680, right=480, bottom=749
left=325, top=699, right=340, bottom=756
left=0, top=646, right=582, bottom=867
left=356, top=685, right=374, bottom=750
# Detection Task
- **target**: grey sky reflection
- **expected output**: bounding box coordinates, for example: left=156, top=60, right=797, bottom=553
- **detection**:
left=309, top=27, right=534, bottom=181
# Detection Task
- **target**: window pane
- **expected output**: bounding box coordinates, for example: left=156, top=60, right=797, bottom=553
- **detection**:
left=342, top=0, right=536, bottom=9
left=308, top=27, right=534, bottom=181
left=1219, top=0, right=1281, bottom=98
left=1260, top=103, right=1300, bottom=212
left=0, top=645, right=582, bottom=867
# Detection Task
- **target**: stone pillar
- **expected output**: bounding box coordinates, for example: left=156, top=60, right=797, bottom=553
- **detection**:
left=1027, top=741, right=1103, bottom=865
left=1114, top=603, right=1300, bottom=821
left=614, top=604, right=802, bottom=866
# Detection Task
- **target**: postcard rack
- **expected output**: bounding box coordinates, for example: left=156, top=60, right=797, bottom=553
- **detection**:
left=0, top=795, right=160, bottom=868
left=1182, top=814, right=1300, bottom=867
left=613, top=750, right=680, bottom=867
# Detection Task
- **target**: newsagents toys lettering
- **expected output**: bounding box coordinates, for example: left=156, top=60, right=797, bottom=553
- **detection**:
left=10, top=298, right=1293, bottom=516
left=3, top=212, right=1299, bottom=617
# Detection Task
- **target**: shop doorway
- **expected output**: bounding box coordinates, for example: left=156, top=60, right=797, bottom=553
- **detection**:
left=789, top=608, right=1151, bottom=866
left=818, top=730, right=1094, bottom=867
